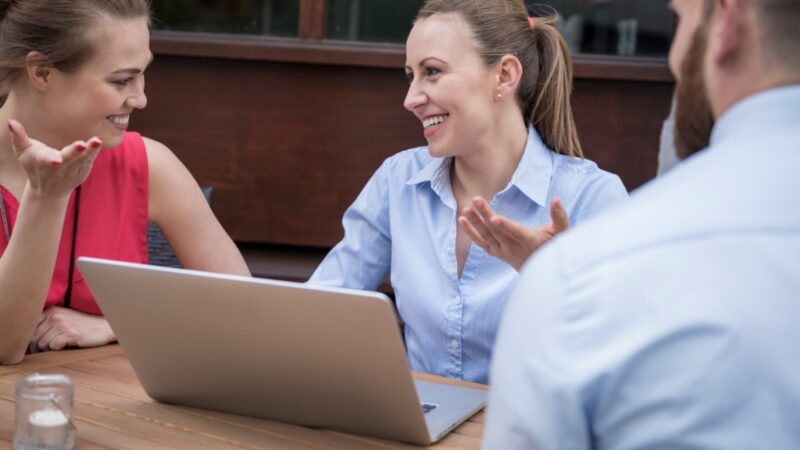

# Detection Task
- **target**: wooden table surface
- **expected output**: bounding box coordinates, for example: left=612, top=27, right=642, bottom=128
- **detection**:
left=0, top=345, right=485, bottom=449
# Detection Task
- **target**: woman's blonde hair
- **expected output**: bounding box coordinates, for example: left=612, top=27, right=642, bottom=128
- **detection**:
left=417, top=0, right=582, bottom=157
left=0, top=0, right=151, bottom=101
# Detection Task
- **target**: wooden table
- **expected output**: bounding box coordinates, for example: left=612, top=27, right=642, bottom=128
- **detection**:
left=0, top=345, right=485, bottom=449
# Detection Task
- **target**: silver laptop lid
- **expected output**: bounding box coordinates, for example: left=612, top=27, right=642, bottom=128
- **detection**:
left=78, top=257, right=438, bottom=444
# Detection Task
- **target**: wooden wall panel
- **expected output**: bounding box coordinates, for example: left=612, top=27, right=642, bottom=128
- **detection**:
left=573, top=79, right=674, bottom=190
left=134, top=56, right=422, bottom=247
left=134, top=55, right=673, bottom=249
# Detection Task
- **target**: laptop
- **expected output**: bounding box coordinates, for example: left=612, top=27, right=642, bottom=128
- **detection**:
left=77, top=257, right=487, bottom=445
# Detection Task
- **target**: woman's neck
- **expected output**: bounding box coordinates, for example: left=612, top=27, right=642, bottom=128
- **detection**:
left=451, top=115, right=528, bottom=202
left=2, top=90, right=66, bottom=149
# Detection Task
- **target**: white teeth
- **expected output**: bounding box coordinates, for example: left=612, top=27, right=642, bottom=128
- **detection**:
left=423, top=115, right=449, bottom=128
left=107, top=115, right=129, bottom=126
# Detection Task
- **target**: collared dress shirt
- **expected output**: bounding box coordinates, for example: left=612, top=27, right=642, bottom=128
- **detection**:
left=309, top=127, right=627, bottom=383
left=484, top=86, right=800, bottom=448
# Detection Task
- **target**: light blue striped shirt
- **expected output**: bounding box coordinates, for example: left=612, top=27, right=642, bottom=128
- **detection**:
left=309, top=127, right=627, bottom=383
left=484, top=86, right=800, bottom=448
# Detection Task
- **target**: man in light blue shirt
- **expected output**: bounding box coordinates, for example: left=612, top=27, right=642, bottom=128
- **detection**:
left=483, top=0, right=800, bottom=448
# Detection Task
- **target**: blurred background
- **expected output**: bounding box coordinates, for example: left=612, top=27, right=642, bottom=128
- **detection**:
left=152, top=0, right=673, bottom=57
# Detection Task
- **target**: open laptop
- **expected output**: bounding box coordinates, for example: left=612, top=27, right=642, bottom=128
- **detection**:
left=77, top=257, right=486, bottom=445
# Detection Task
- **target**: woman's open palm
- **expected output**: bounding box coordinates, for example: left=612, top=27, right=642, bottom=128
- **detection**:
left=8, top=119, right=102, bottom=198
left=460, top=196, right=570, bottom=271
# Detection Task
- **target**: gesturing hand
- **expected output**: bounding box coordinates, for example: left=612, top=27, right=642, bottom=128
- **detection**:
left=459, top=196, right=570, bottom=272
left=29, top=306, right=116, bottom=353
left=8, top=119, right=102, bottom=199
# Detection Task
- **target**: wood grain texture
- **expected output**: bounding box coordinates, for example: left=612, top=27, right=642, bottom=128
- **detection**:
left=299, top=0, right=327, bottom=40
left=0, top=346, right=485, bottom=449
left=151, top=33, right=673, bottom=81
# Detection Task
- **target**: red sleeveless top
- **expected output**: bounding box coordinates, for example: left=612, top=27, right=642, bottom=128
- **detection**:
left=0, top=132, right=149, bottom=315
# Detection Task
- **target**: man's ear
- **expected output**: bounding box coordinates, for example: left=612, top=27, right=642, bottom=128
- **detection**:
left=25, top=51, right=53, bottom=92
left=495, top=54, right=523, bottom=99
left=710, top=0, right=745, bottom=65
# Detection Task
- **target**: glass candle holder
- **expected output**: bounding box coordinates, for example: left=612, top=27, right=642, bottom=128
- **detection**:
left=13, top=374, right=75, bottom=450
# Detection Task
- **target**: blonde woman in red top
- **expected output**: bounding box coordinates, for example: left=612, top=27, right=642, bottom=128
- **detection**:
left=0, top=0, right=250, bottom=364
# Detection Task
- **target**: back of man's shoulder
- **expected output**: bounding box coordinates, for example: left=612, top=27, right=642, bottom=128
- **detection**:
left=555, top=142, right=800, bottom=275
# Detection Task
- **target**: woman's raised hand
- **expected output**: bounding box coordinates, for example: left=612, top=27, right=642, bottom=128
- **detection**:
left=459, top=196, right=570, bottom=272
left=8, top=119, right=102, bottom=198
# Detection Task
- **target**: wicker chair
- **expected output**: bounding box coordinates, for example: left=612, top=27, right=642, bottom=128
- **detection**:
left=147, top=187, right=213, bottom=268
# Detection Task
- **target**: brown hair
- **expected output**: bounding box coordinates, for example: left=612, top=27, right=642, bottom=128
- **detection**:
left=417, top=0, right=582, bottom=157
left=673, top=1, right=714, bottom=159
left=753, top=0, right=800, bottom=71
left=0, top=0, right=151, bottom=100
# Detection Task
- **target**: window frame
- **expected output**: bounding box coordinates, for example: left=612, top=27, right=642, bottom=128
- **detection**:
left=150, top=0, right=672, bottom=82
left=151, top=30, right=672, bottom=82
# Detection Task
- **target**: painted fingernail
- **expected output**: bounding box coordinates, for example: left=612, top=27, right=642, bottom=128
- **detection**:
left=91, top=140, right=101, bottom=148
left=51, top=160, right=63, bottom=166
left=7, top=120, right=13, bottom=132
left=76, top=143, right=87, bottom=152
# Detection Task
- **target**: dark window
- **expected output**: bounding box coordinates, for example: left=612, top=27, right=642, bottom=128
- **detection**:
left=325, top=0, right=423, bottom=43
left=151, top=0, right=673, bottom=57
left=151, top=0, right=300, bottom=37
left=528, top=0, right=674, bottom=57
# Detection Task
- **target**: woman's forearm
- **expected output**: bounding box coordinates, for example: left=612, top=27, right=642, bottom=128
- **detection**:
left=0, top=187, right=69, bottom=362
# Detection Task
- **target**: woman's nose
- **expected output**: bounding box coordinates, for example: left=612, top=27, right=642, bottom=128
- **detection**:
left=404, top=82, right=426, bottom=112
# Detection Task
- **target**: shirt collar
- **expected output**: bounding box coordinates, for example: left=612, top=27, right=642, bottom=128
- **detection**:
left=405, top=127, right=554, bottom=207
left=510, top=127, right=554, bottom=207
left=711, top=85, right=800, bottom=148
left=407, top=154, right=449, bottom=187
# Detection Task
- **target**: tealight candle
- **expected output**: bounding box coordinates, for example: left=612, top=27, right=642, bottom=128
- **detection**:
left=29, top=408, right=70, bottom=447
left=14, top=374, right=75, bottom=450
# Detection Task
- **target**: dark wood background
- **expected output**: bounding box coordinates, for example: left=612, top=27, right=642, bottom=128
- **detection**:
left=134, top=33, right=674, bottom=279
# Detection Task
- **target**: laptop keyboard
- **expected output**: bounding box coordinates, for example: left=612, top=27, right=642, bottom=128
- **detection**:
left=421, top=403, right=438, bottom=414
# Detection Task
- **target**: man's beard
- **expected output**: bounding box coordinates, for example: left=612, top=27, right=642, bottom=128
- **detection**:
left=674, top=22, right=715, bottom=160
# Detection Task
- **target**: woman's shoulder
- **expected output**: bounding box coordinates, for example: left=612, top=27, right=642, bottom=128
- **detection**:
left=138, top=135, right=184, bottom=171
left=103, top=134, right=182, bottom=181
left=551, top=151, right=602, bottom=175
left=550, top=152, right=622, bottom=186
left=139, top=135, right=171, bottom=157
left=547, top=152, right=628, bottom=205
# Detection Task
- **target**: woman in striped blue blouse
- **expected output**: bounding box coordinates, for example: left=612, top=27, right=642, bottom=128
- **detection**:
left=308, top=0, right=627, bottom=384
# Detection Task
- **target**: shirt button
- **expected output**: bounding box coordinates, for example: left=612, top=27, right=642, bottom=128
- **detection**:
left=453, top=295, right=461, bottom=305
left=450, top=339, right=459, bottom=349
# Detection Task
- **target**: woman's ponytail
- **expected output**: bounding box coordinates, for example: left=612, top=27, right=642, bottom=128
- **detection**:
left=526, top=16, right=582, bottom=157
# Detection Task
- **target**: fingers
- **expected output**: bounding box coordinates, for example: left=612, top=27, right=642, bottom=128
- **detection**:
left=47, top=331, right=76, bottom=351
left=35, top=326, right=63, bottom=351
left=461, top=206, right=501, bottom=252
left=549, top=197, right=570, bottom=232
left=471, top=197, right=497, bottom=223
left=473, top=196, right=531, bottom=244
left=30, top=311, right=54, bottom=348
left=468, top=197, right=503, bottom=248
left=61, top=137, right=102, bottom=165
left=459, top=215, right=491, bottom=250
left=7, top=119, right=33, bottom=155
left=488, top=214, right=534, bottom=244
left=31, top=308, right=73, bottom=351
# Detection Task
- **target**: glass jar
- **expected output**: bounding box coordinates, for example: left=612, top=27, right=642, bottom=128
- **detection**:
left=13, top=374, right=75, bottom=450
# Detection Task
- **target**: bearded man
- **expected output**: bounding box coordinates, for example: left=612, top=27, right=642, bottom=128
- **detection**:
left=483, top=0, right=800, bottom=448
